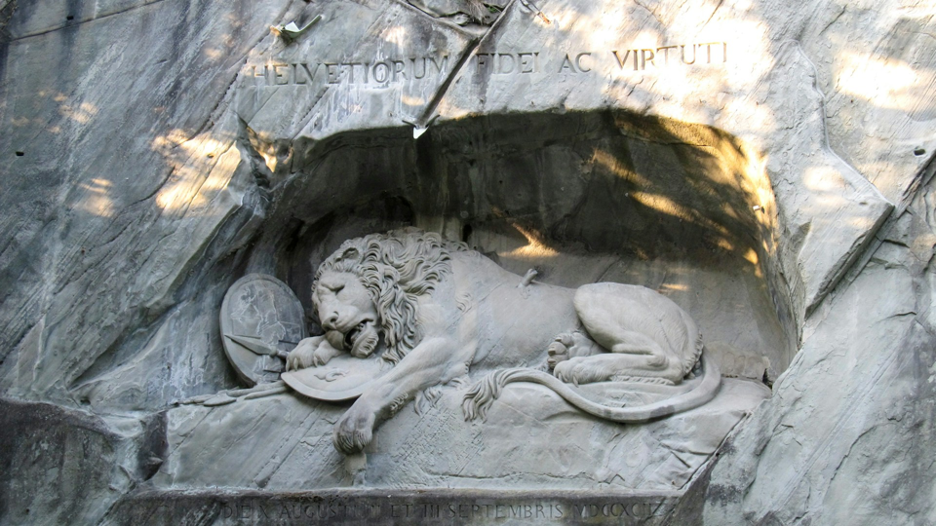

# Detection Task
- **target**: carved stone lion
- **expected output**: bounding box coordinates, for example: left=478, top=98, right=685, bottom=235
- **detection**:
left=285, top=228, right=720, bottom=454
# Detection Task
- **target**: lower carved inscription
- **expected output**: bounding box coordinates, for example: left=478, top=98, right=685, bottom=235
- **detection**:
left=118, top=493, right=675, bottom=524
left=218, top=500, right=669, bottom=521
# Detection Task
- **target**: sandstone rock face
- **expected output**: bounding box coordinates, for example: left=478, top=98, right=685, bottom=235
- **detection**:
left=1, top=0, right=935, bottom=524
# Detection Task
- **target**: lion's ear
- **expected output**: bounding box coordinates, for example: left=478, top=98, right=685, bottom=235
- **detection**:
left=337, top=247, right=360, bottom=261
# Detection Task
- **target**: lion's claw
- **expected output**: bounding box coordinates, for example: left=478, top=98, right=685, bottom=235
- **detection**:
left=547, top=332, right=575, bottom=370
left=553, top=358, right=579, bottom=385
left=286, top=339, right=317, bottom=371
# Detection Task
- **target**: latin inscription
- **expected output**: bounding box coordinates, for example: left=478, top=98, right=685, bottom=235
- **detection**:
left=241, top=42, right=728, bottom=88
left=120, top=494, right=679, bottom=525
left=216, top=499, right=669, bottom=522
left=244, top=55, right=450, bottom=88
left=474, top=52, right=542, bottom=74
left=610, top=42, right=728, bottom=70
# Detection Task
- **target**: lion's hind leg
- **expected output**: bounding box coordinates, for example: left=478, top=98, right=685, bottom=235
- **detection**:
left=568, top=284, right=685, bottom=385
left=554, top=353, right=679, bottom=385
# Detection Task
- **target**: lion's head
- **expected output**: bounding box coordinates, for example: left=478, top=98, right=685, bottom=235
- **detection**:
left=312, top=228, right=466, bottom=364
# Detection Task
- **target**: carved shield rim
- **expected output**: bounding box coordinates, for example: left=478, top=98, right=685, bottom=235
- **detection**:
left=220, top=273, right=307, bottom=387
left=281, top=353, right=391, bottom=401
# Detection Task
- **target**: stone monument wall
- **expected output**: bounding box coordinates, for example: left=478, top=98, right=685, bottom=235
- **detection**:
left=1, top=0, right=935, bottom=524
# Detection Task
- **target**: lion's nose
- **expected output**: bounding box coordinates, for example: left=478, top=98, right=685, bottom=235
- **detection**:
left=323, top=312, right=339, bottom=330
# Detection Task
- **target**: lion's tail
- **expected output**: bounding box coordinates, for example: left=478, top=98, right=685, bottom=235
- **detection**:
left=462, top=353, right=721, bottom=423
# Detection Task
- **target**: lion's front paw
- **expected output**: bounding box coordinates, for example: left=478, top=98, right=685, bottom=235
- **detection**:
left=286, top=337, right=321, bottom=371
left=333, top=404, right=376, bottom=454
left=312, top=342, right=343, bottom=366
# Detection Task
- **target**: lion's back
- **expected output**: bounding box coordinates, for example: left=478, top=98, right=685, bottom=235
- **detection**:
left=449, top=250, right=580, bottom=368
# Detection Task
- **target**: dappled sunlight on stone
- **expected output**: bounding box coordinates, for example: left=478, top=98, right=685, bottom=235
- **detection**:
left=836, top=51, right=932, bottom=113
left=501, top=223, right=561, bottom=260
left=629, top=190, right=696, bottom=223
left=149, top=127, right=241, bottom=216
left=154, top=144, right=240, bottom=215
left=802, top=165, right=846, bottom=193
left=58, top=102, right=98, bottom=124
left=401, top=94, right=427, bottom=106
left=381, top=25, right=408, bottom=47
left=590, top=148, right=652, bottom=187
left=73, top=178, right=116, bottom=218
left=659, top=283, right=688, bottom=293
left=743, top=248, right=760, bottom=269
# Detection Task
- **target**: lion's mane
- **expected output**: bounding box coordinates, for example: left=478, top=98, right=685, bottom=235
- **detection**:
left=314, top=228, right=466, bottom=364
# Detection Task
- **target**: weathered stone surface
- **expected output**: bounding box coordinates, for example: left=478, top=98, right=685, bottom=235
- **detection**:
left=1, top=0, right=286, bottom=407
left=0, top=398, right=145, bottom=525
left=153, top=378, right=766, bottom=491
left=669, top=165, right=936, bottom=525
left=2, top=0, right=936, bottom=523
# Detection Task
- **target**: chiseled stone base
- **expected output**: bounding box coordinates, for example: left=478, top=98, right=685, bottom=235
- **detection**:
left=153, top=378, right=768, bottom=492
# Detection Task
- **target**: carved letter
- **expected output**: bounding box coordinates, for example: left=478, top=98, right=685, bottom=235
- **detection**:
left=498, top=53, right=515, bottom=74
left=411, top=57, right=427, bottom=79
left=372, top=62, right=390, bottom=83
left=519, top=52, right=536, bottom=73
left=430, top=54, right=449, bottom=74
left=559, top=54, right=576, bottom=73
left=575, top=52, right=592, bottom=72
left=273, top=64, right=289, bottom=85
left=325, top=63, right=341, bottom=84
left=250, top=65, right=269, bottom=85
left=292, top=64, right=306, bottom=84
left=612, top=50, right=631, bottom=70
left=299, top=63, right=319, bottom=84
left=344, top=63, right=362, bottom=83
left=681, top=44, right=696, bottom=64
left=392, top=60, right=406, bottom=81
left=475, top=53, right=491, bottom=73
left=656, top=45, right=678, bottom=66
left=641, top=49, right=655, bottom=69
